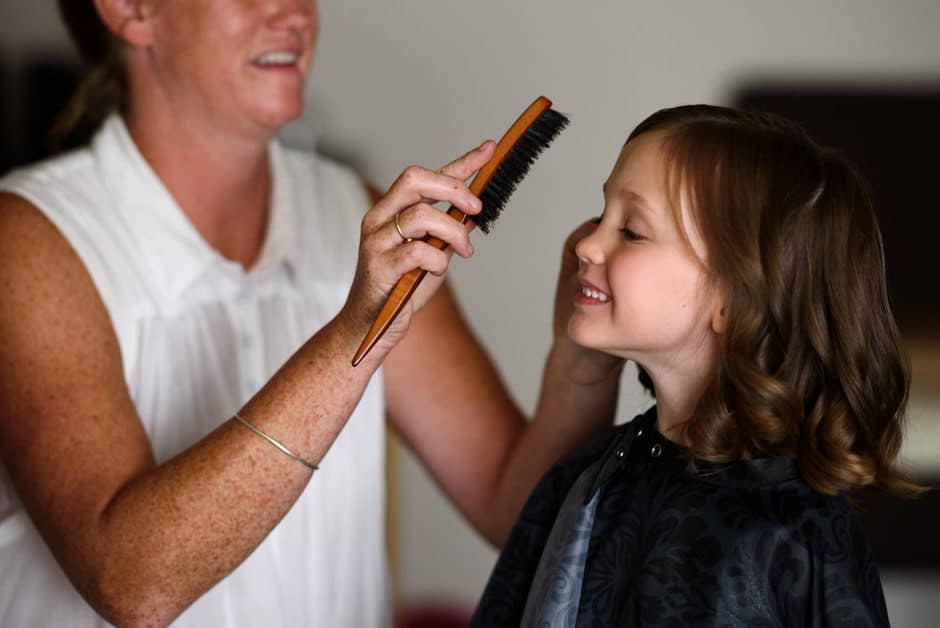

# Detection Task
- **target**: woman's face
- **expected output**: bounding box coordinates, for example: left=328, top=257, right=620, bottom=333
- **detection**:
left=569, top=131, right=720, bottom=371
left=138, top=0, right=318, bottom=136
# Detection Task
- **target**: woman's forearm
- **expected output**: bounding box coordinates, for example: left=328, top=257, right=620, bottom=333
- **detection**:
left=72, top=318, right=379, bottom=626
left=488, top=340, right=623, bottom=544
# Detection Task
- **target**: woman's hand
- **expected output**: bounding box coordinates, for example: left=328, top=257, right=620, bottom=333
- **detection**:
left=551, top=219, right=624, bottom=384
left=339, top=140, right=496, bottom=356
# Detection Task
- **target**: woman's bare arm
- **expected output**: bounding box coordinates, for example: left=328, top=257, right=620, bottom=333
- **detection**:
left=0, top=192, right=382, bottom=625
left=0, top=143, right=493, bottom=627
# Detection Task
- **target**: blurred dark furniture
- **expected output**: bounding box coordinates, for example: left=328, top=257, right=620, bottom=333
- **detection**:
left=737, top=86, right=940, bottom=341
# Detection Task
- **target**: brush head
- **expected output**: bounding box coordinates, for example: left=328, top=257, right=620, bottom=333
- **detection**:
left=350, top=98, right=568, bottom=366
left=474, top=106, right=569, bottom=234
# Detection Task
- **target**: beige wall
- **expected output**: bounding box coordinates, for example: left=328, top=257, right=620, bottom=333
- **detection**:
left=0, top=3, right=68, bottom=55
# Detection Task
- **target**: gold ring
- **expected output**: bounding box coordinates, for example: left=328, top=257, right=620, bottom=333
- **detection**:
left=394, top=212, right=413, bottom=243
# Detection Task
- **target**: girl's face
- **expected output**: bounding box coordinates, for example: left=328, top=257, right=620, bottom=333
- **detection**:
left=139, top=0, right=318, bottom=136
left=569, top=131, right=722, bottom=372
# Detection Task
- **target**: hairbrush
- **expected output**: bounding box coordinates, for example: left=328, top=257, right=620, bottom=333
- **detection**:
left=352, top=95, right=569, bottom=366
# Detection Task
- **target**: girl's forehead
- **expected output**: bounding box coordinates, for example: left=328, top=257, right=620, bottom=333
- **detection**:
left=611, top=132, right=668, bottom=178
left=606, top=132, right=670, bottom=206
left=609, top=131, right=711, bottom=263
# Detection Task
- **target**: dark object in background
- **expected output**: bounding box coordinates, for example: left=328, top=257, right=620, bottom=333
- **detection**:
left=737, top=85, right=940, bottom=569
left=736, top=86, right=940, bottom=341
left=23, top=56, right=84, bottom=160
left=856, top=488, right=940, bottom=569
left=0, top=55, right=11, bottom=174
left=0, top=52, right=83, bottom=177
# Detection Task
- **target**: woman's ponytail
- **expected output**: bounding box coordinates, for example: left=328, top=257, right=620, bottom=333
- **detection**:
left=49, top=0, right=127, bottom=151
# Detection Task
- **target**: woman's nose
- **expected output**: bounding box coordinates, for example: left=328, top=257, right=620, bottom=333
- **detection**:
left=268, top=0, right=317, bottom=31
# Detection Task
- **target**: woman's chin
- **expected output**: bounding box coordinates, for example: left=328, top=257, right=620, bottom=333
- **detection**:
left=250, top=96, right=305, bottom=131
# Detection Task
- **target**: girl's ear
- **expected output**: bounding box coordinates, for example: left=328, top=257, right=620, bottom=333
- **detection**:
left=93, top=0, right=154, bottom=47
left=711, top=305, right=727, bottom=335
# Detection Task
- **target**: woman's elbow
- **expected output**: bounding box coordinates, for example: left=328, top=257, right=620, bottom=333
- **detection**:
left=85, top=567, right=185, bottom=628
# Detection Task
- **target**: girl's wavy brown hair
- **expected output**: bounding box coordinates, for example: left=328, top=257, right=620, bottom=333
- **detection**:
left=629, top=105, right=922, bottom=497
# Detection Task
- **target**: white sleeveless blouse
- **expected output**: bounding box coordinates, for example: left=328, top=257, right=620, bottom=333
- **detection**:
left=0, top=116, right=389, bottom=627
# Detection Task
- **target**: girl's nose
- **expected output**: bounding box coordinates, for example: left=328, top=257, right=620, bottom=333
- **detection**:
left=574, top=223, right=606, bottom=266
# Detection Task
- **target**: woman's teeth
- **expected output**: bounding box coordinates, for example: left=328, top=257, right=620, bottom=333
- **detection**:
left=254, top=51, right=299, bottom=66
left=580, top=285, right=609, bottom=302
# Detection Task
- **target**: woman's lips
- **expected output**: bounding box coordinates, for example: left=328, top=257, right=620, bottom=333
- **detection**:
left=250, top=50, right=303, bottom=73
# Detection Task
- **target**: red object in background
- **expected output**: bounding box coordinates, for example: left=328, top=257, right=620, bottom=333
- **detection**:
left=397, top=601, right=472, bottom=628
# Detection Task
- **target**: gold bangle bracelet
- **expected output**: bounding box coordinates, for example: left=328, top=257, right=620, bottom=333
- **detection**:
left=233, top=412, right=318, bottom=472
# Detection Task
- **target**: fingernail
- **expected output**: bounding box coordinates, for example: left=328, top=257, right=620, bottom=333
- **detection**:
left=472, top=196, right=482, bottom=210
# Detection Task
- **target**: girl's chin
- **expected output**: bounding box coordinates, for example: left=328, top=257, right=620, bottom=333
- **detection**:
left=566, top=325, right=632, bottom=360
left=566, top=324, right=601, bottom=353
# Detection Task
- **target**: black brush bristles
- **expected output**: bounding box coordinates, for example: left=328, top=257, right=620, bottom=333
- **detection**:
left=474, top=107, right=569, bottom=234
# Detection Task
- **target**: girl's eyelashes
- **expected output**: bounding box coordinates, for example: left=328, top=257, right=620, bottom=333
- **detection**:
left=595, top=211, right=646, bottom=241
left=621, top=227, right=645, bottom=241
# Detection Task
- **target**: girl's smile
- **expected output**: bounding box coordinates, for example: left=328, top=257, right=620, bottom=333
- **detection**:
left=576, top=279, right=611, bottom=304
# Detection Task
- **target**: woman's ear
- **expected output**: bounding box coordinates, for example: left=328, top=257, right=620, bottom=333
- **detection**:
left=93, top=0, right=154, bottom=47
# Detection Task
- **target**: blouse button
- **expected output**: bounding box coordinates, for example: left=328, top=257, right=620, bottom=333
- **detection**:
left=615, top=447, right=625, bottom=460
left=650, top=443, right=662, bottom=458
left=636, top=429, right=644, bottom=437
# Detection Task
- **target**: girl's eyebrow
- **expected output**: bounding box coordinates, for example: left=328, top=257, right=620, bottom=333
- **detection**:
left=602, top=184, right=656, bottom=217
left=603, top=184, right=659, bottom=227
left=622, top=190, right=657, bottom=219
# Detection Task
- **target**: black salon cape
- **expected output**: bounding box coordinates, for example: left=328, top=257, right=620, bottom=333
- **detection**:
left=471, top=407, right=889, bottom=627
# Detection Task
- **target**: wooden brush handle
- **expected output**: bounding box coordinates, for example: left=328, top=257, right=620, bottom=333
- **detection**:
left=351, top=96, right=553, bottom=366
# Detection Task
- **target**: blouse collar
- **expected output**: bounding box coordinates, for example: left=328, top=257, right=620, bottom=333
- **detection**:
left=91, top=114, right=301, bottom=308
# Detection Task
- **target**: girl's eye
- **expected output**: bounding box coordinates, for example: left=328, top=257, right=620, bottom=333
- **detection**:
left=621, top=228, right=644, bottom=241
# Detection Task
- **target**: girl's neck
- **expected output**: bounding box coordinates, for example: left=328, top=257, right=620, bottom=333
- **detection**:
left=653, top=394, right=699, bottom=446
left=124, top=106, right=273, bottom=270
left=642, top=355, right=717, bottom=447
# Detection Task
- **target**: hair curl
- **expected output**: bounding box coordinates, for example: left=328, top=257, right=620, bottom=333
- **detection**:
left=629, top=105, right=923, bottom=497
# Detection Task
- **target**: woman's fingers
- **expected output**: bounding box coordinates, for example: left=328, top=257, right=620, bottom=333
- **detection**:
left=439, top=140, right=496, bottom=181
left=386, top=203, right=474, bottom=257
left=367, top=166, right=479, bottom=228
left=343, top=143, right=495, bottom=339
left=386, top=240, right=452, bottom=278
left=356, top=200, right=472, bottom=302
left=365, top=141, right=495, bottom=228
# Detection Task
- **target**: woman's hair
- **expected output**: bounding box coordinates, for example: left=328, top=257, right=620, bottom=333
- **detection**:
left=49, top=0, right=127, bottom=151
left=630, top=104, right=922, bottom=497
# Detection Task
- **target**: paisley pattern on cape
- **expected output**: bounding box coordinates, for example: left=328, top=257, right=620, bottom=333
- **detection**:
left=471, top=406, right=889, bottom=628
